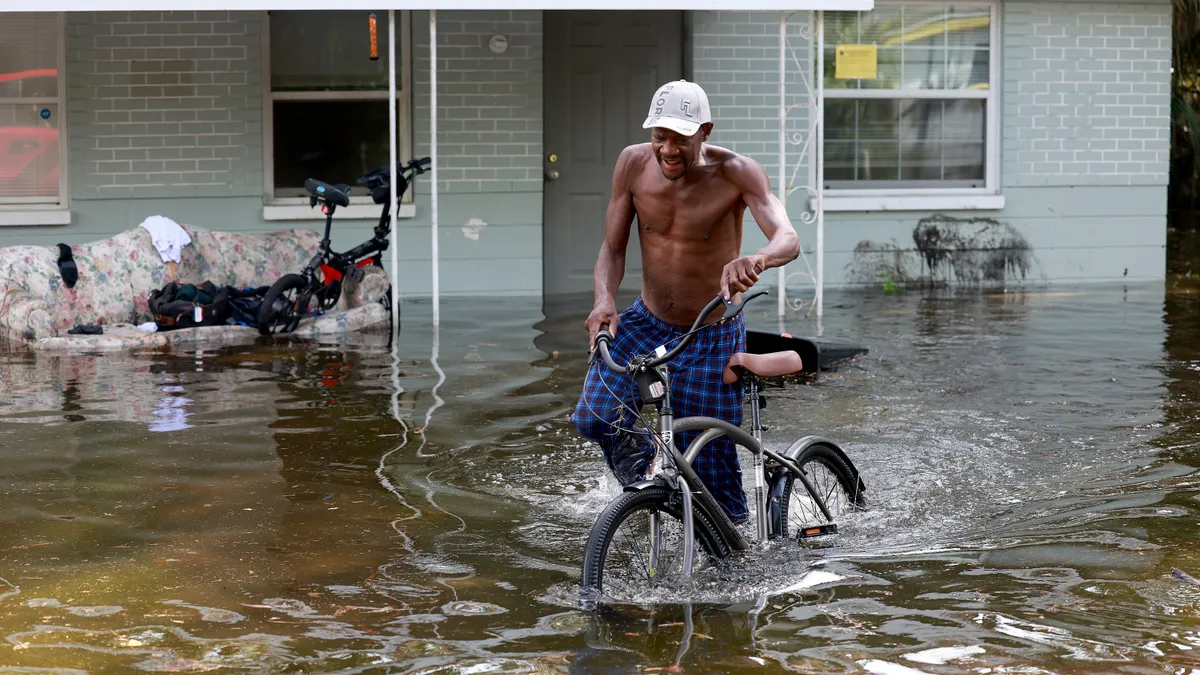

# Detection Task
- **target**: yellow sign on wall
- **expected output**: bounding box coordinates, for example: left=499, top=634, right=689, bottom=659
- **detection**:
left=835, top=44, right=877, bottom=79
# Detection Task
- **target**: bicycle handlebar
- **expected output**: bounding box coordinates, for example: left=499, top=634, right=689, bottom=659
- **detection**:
left=593, top=290, right=767, bottom=374
left=356, top=156, right=432, bottom=189
left=594, top=332, right=629, bottom=374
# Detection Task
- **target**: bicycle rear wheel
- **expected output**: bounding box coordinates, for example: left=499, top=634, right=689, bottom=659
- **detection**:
left=774, top=442, right=863, bottom=540
left=580, top=486, right=730, bottom=607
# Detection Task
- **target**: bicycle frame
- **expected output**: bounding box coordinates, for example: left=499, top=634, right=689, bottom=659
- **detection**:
left=593, top=291, right=844, bottom=576
left=306, top=197, right=392, bottom=294
left=631, top=386, right=840, bottom=560
left=300, top=158, right=429, bottom=309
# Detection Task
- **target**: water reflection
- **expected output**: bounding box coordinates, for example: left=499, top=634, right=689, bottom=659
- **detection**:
left=0, top=283, right=1196, bottom=672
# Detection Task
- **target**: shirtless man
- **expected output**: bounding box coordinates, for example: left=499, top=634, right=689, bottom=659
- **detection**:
left=570, top=79, right=800, bottom=522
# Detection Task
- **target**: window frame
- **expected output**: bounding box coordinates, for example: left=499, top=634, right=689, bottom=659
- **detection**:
left=260, top=9, right=415, bottom=221
left=0, top=11, right=70, bottom=223
left=821, top=0, right=1002, bottom=212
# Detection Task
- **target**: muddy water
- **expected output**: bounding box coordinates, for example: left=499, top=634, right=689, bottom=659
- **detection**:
left=0, top=282, right=1197, bottom=674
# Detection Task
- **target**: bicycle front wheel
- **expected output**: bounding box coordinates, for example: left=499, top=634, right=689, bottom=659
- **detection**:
left=580, top=486, right=730, bottom=607
left=258, top=274, right=308, bottom=336
left=775, top=442, right=863, bottom=540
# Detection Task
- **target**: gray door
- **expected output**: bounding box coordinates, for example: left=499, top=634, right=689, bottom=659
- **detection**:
left=542, top=11, right=683, bottom=297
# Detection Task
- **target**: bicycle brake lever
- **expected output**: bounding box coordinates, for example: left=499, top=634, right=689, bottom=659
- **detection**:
left=721, top=290, right=768, bottom=320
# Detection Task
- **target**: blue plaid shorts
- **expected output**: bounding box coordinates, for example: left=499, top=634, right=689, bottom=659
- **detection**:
left=570, top=297, right=748, bottom=522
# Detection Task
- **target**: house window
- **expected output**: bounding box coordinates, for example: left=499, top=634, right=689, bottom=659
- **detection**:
left=823, top=2, right=997, bottom=195
left=0, top=12, right=65, bottom=206
left=264, top=10, right=412, bottom=204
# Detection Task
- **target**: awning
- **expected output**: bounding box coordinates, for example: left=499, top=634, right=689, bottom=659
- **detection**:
left=1, top=1, right=870, bottom=9
left=0, top=1, right=873, bottom=328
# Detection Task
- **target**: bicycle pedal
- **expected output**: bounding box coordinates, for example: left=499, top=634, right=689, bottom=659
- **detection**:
left=797, top=523, right=837, bottom=539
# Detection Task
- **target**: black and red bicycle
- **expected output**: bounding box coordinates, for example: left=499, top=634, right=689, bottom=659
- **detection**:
left=257, top=156, right=430, bottom=336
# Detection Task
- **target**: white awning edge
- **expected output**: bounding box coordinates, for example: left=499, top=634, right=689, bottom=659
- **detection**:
left=0, top=0, right=871, bottom=10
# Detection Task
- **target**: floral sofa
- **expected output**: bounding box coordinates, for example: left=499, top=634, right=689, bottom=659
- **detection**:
left=0, top=223, right=391, bottom=350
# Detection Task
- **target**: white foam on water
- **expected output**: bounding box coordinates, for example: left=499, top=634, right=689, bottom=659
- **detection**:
left=770, top=570, right=845, bottom=595
left=902, top=645, right=986, bottom=664
left=986, top=614, right=1128, bottom=662
left=974, top=662, right=1060, bottom=667
left=458, top=665, right=500, bottom=675
left=858, top=659, right=934, bottom=675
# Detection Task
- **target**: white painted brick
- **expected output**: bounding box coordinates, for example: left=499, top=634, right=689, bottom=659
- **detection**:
left=1004, top=1, right=1169, bottom=188
left=412, top=10, right=542, bottom=191
left=67, top=11, right=261, bottom=198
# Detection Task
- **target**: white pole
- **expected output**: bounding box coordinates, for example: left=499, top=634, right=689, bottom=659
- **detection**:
left=777, top=11, right=786, bottom=319
left=388, top=9, right=398, bottom=332
left=816, top=9, right=824, bottom=321
left=430, top=9, right=439, bottom=327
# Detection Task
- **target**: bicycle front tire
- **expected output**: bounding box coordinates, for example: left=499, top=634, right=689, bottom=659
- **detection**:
left=258, top=273, right=307, bottom=336
left=580, top=486, right=730, bottom=606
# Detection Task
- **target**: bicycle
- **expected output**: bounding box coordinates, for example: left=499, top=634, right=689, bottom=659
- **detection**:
left=579, top=290, right=867, bottom=608
left=257, top=156, right=431, bottom=336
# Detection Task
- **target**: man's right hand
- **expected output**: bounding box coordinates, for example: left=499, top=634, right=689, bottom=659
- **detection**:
left=586, top=297, right=619, bottom=351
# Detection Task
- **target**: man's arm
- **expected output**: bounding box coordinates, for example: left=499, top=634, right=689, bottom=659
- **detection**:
left=585, top=145, right=639, bottom=348
left=720, top=155, right=801, bottom=299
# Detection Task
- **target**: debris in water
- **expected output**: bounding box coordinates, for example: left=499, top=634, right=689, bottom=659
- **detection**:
left=162, top=599, right=245, bottom=624
left=26, top=598, right=62, bottom=608
left=1171, top=568, right=1200, bottom=586
left=441, top=600, right=507, bottom=616
left=65, top=605, right=124, bottom=617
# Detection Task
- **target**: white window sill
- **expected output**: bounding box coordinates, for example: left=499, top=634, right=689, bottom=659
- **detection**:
left=263, top=202, right=416, bottom=221
left=823, top=194, right=1006, bottom=212
left=0, top=208, right=71, bottom=227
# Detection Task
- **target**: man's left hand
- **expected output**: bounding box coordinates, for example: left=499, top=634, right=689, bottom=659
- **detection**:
left=721, top=255, right=764, bottom=300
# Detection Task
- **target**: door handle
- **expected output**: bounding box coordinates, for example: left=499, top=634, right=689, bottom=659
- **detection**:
left=545, top=168, right=560, bottom=181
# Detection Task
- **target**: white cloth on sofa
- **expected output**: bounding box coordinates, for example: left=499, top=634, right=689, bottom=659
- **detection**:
left=138, top=215, right=192, bottom=263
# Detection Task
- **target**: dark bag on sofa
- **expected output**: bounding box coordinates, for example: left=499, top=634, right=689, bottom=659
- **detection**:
left=149, top=281, right=268, bottom=331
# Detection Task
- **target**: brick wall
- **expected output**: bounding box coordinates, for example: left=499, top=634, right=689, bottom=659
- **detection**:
left=690, top=11, right=805, bottom=196
left=410, top=10, right=543, bottom=196
left=65, top=11, right=262, bottom=200
left=1002, top=1, right=1171, bottom=187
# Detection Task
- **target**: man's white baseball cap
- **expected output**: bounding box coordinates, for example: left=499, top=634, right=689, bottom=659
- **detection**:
left=642, top=79, right=711, bottom=137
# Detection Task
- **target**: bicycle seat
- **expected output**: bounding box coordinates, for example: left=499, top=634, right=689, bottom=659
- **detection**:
left=304, top=178, right=350, bottom=207
left=722, top=351, right=804, bottom=384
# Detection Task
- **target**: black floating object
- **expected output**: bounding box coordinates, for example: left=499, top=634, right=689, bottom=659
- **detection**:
left=57, top=243, right=78, bottom=289
left=67, top=324, right=103, bottom=335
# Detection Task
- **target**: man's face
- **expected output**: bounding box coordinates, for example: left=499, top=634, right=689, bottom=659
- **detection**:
left=650, top=123, right=711, bottom=180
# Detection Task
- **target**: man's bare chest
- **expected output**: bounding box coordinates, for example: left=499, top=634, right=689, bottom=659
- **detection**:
left=632, top=178, right=743, bottom=239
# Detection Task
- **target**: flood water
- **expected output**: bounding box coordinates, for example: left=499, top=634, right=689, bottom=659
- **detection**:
left=0, top=281, right=1198, bottom=674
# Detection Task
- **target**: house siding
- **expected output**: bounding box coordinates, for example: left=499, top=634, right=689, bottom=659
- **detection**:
left=690, top=2, right=1171, bottom=289
left=0, top=3, right=1173, bottom=296
left=1003, top=1, right=1171, bottom=187
left=405, top=9, right=544, bottom=296
left=66, top=11, right=263, bottom=202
